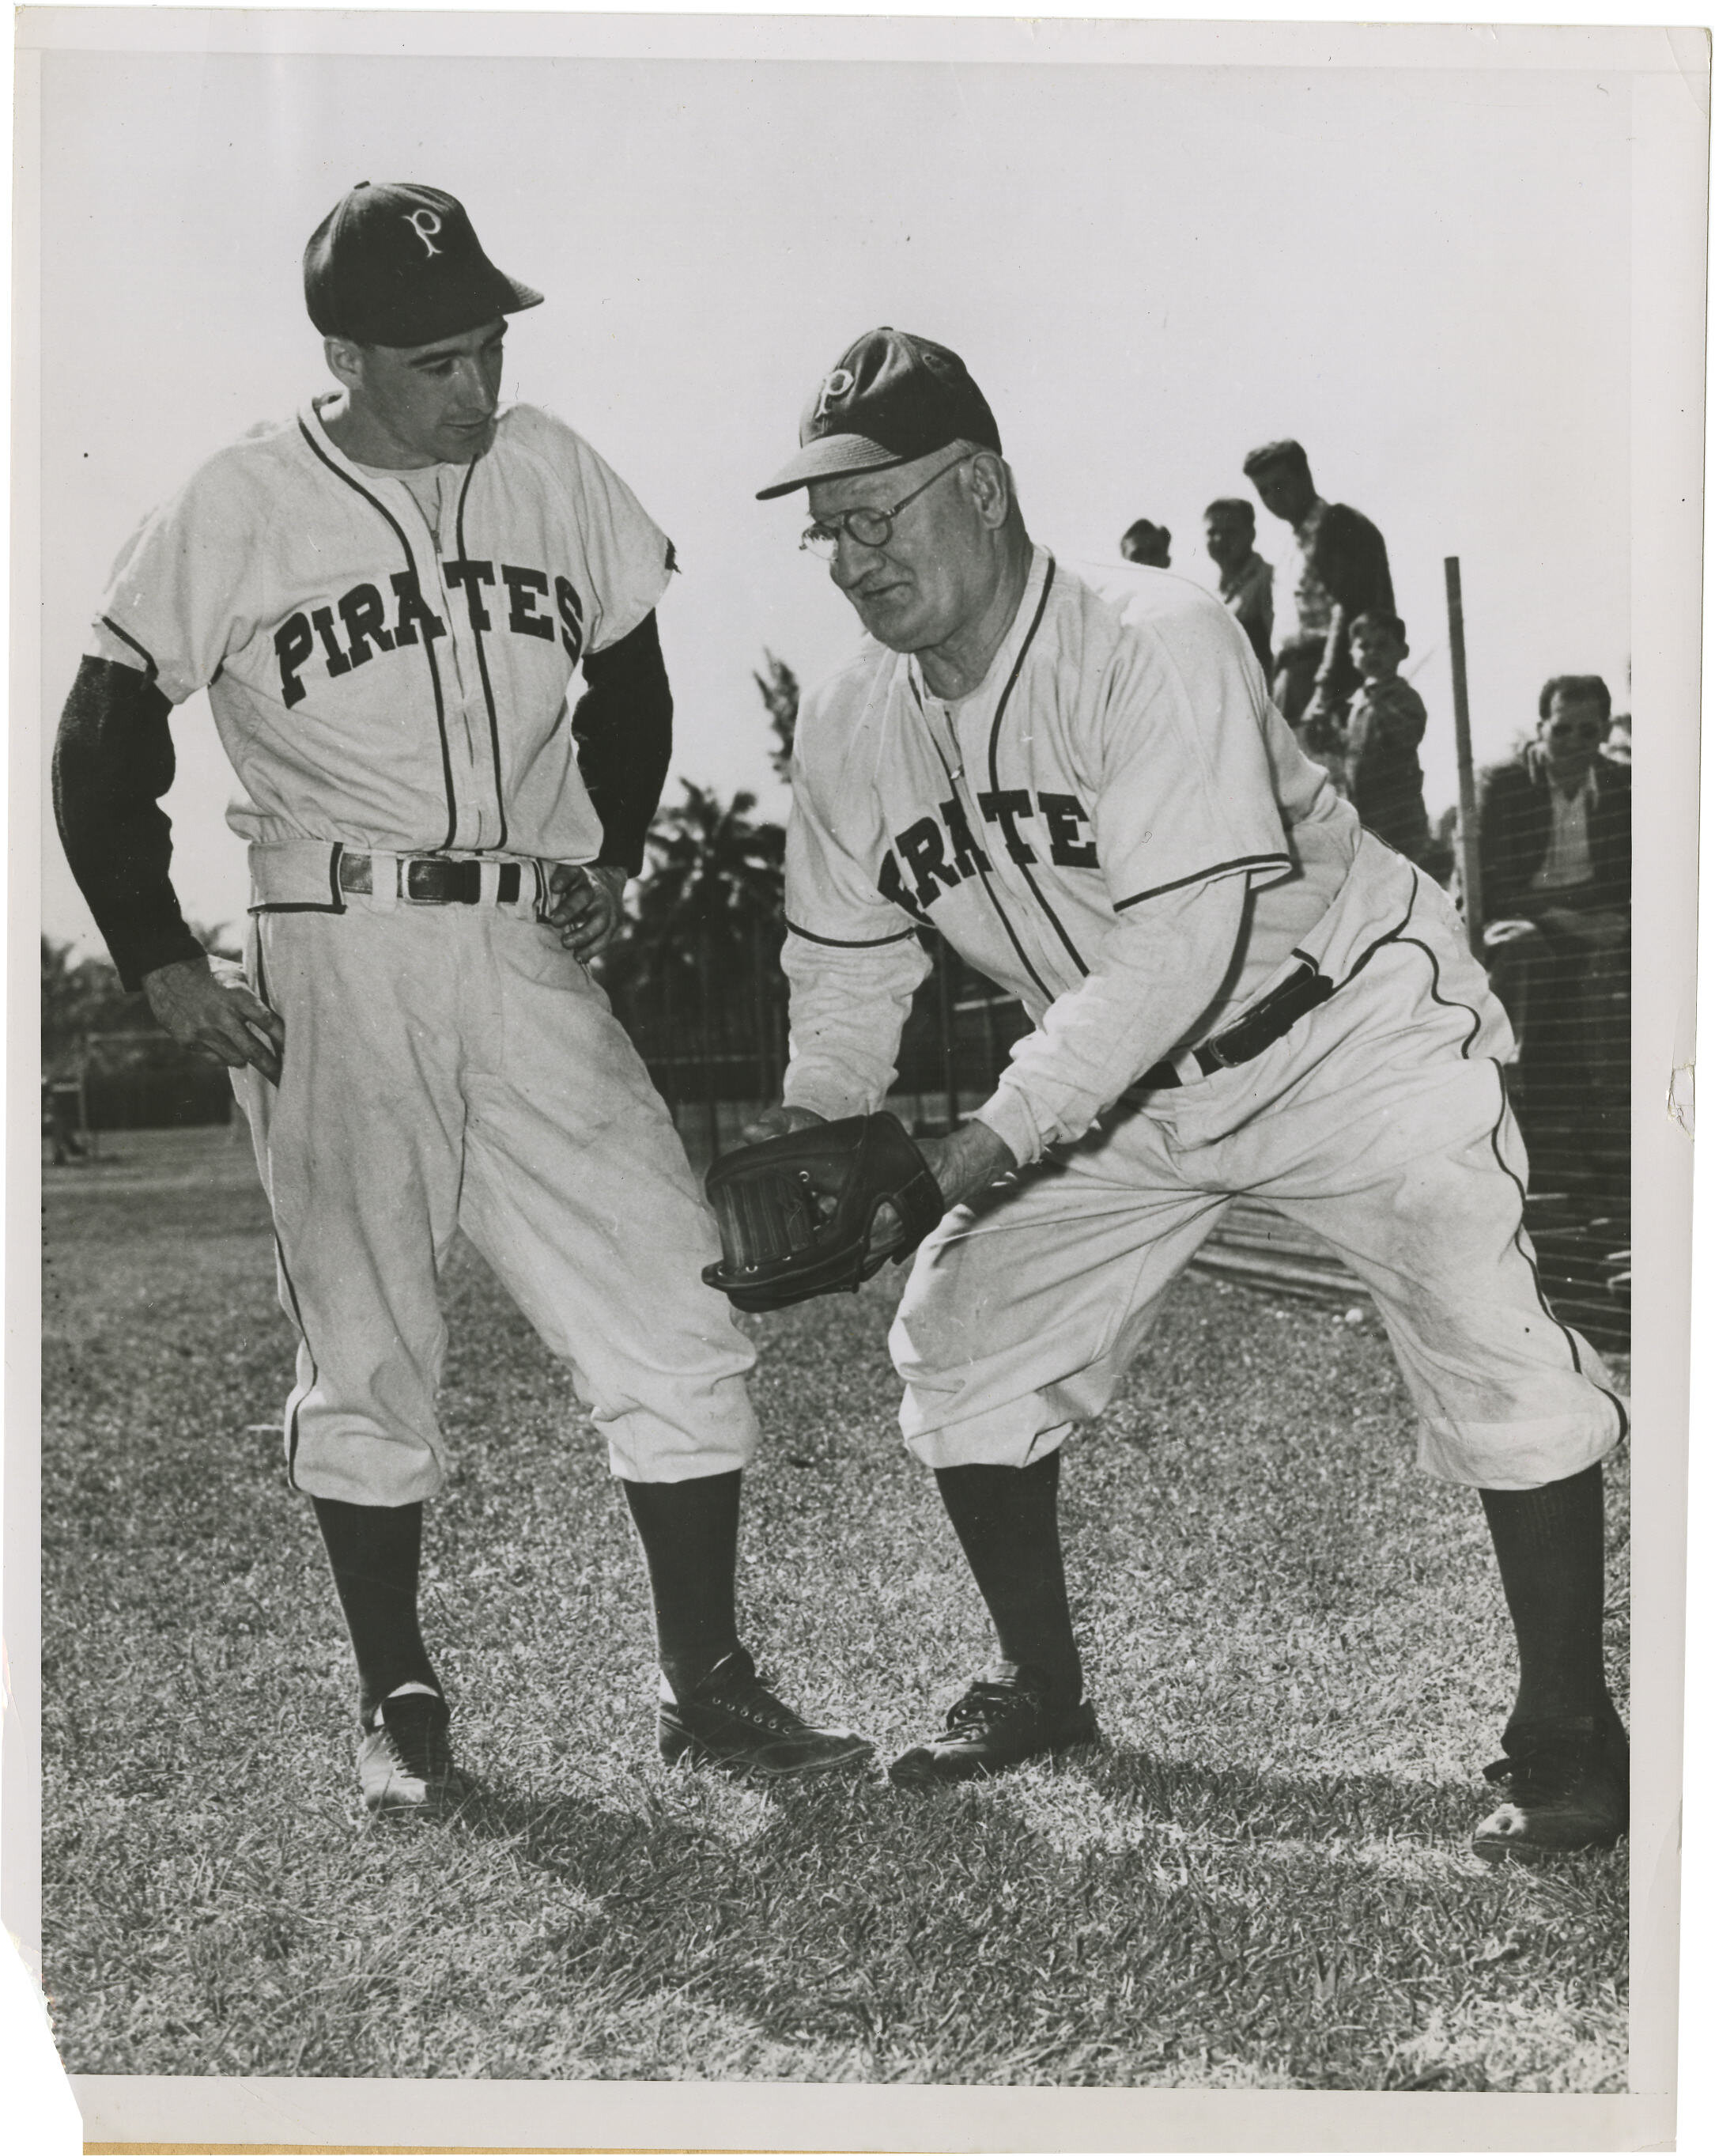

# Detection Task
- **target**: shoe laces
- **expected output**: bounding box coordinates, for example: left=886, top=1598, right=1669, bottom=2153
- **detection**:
left=376, top=1693, right=452, bottom=1782
left=946, top=1677, right=1046, bottom=1735
left=697, top=1653, right=803, bottom=1737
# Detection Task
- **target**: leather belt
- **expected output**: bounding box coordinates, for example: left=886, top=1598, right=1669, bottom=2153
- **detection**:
left=1138, top=959, right=1336, bottom=1089
left=338, top=853, right=523, bottom=906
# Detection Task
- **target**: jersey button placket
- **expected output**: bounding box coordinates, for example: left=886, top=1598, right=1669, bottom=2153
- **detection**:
left=961, top=700, right=1071, bottom=999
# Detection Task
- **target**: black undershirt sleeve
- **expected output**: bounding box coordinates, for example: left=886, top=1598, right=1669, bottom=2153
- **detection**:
left=571, top=609, right=673, bottom=877
left=53, top=656, right=206, bottom=992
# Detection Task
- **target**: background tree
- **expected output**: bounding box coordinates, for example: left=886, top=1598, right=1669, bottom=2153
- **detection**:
left=752, top=650, right=801, bottom=784
left=42, top=924, right=244, bottom=1130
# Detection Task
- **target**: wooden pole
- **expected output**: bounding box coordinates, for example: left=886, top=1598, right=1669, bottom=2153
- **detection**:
left=1444, top=556, right=1484, bottom=954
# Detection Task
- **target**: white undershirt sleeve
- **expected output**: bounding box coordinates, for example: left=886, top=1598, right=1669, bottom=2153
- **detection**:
left=780, top=928, right=934, bottom=1121
left=973, top=876, right=1248, bottom=1163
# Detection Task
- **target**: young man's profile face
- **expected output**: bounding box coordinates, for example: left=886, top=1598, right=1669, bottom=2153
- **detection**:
left=1249, top=463, right=1314, bottom=527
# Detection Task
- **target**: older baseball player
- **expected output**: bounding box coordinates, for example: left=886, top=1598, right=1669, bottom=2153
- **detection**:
left=53, top=183, right=873, bottom=1814
left=751, top=327, right=1627, bottom=1862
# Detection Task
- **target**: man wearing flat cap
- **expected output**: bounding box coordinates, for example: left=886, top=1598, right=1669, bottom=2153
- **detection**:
left=1242, top=438, right=1394, bottom=746
left=744, top=327, right=1629, bottom=1863
left=53, top=183, right=872, bottom=1818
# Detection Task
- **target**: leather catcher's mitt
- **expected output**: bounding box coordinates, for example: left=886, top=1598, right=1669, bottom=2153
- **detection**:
left=702, top=1113, right=945, bottom=1312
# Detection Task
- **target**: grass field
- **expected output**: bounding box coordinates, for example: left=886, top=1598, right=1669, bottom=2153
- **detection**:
left=40, top=1125, right=1628, bottom=2090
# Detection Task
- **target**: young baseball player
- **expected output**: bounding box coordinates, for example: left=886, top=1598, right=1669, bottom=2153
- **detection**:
left=53, top=183, right=873, bottom=1815
left=747, top=327, right=1628, bottom=1862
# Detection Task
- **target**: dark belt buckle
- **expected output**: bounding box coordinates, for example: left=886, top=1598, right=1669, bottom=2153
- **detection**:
left=406, top=857, right=481, bottom=905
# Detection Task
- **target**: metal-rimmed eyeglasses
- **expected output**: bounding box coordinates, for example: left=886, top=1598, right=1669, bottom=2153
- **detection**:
left=799, top=452, right=973, bottom=559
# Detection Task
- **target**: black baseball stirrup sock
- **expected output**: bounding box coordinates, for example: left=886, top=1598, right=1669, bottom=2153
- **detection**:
left=933, top=1451, right=1083, bottom=1708
left=311, top=1496, right=441, bottom=1727
left=1479, top=1462, right=1609, bottom=1733
left=621, top=1470, right=742, bottom=1702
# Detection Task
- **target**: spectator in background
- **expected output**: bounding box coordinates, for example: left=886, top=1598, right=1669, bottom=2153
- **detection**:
left=1120, top=518, right=1172, bottom=569
left=1203, top=497, right=1274, bottom=675
left=1344, top=610, right=1431, bottom=862
left=1243, top=439, right=1393, bottom=739
left=1476, top=676, right=1630, bottom=1144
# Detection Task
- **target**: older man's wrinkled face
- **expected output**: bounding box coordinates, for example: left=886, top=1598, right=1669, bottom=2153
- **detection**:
left=807, top=451, right=995, bottom=654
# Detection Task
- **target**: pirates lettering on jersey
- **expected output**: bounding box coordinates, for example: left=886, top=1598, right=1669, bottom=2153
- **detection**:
left=273, top=558, right=587, bottom=709
left=878, top=790, right=1100, bottom=913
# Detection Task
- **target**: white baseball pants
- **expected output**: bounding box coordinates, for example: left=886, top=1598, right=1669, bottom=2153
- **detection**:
left=235, top=902, right=758, bottom=1505
left=892, top=910, right=1626, bottom=1492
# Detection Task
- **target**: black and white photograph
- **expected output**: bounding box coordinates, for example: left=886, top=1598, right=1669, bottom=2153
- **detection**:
left=9, top=9, right=1706, bottom=2150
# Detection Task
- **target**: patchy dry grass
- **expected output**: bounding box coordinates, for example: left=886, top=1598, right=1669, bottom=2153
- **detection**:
left=40, top=1128, right=1627, bottom=2087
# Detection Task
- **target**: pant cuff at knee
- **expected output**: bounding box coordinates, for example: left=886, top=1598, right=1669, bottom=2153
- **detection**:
left=901, top=1409, right=1074, bottom=1472
left=289, top=1446, right=446, bottom=1507
left=603, top=1407, right=758, bottom=1483
left=1415, top=1406, right=1625, bottom=1490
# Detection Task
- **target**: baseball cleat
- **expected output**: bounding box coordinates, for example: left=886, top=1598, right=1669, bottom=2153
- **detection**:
left=357, top=1689, right=470, bottom=1817
left=1471, top=1697, right=1629, bottom=1863
left=888, top=1663, right=1099, bottom=1787
left=658, top=1647, right=874, bottom=1780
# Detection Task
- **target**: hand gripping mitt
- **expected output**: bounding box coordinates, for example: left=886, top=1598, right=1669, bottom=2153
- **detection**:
left=702, top=1113, right=945, bottom=1312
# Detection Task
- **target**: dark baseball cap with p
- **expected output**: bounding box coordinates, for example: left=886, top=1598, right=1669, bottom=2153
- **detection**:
left=756, top=327, right=1002, bottom=500
left=304, top=182, right=544, bottom=349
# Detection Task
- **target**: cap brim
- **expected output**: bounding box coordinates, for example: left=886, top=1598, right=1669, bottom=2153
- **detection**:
left=754, top=433, right=913, bottom=501
left=497, top=275, right=545, bottom=316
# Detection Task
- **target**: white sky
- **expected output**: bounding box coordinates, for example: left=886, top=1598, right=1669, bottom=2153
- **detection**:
left=36, top=43, right=1632, bottom=951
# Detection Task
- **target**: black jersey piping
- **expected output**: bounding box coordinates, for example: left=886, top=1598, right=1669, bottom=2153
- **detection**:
left=278, top=1238, right=312, bottom=1488
left=247, top=930, right=318, bottom=1491
left=455, top=459, right=508, bottom=851
left=1327, top=889, right=1625, bottom=1444
left=1393, top=933, right=1485, bottom=1057
left=100, top=616, right=160, bottom=683
left=1113, top=853, right=1294, bottom=910
left=297, top=420, right=459, bottom=851
left=983, top=559, right=1088, bottom=977
left=1483, top=1065, right=1629, bottom=1441
left=785, top=915, right=921, bottom=949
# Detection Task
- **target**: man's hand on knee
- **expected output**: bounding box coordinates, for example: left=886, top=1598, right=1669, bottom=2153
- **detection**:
left=144, top=955, right=285, bottom=1084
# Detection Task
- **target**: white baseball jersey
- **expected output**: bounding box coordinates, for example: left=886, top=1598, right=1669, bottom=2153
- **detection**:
left=78, top=397, right=758, bottom=1504
left=780, top=545, right=1418, bottom=1163
left=89, top=397, right=671, bottom=864
left=779, top=543, right=1622, bottom=1490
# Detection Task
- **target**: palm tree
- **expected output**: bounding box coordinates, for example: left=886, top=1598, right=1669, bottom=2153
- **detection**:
left=618, top=780, right=784, bottom=997
left=599, top=783, right=788, bottom=1148
left=752, top=650, right=800, bottom=782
